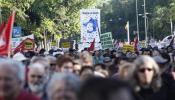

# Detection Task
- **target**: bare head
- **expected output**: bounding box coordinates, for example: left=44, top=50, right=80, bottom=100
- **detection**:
left=0, top=58, right=25, bottom=99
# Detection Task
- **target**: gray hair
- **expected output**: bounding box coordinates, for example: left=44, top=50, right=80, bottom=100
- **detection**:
left=45, top=56, right=57, bottom=62
left=30, top=56, right=50, bottom=70
left=127, top=55, right=162, bottom=92
left=0, top=58, right=25, bottom=82
left=30, top=56, right=48, bottom=64
left=28, top=62, right=45, bottom=73
left=47, top=73, right=80, bottom=99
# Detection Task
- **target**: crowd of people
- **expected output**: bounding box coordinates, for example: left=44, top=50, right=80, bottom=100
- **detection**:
left=0, top=47, right=175, bottom=100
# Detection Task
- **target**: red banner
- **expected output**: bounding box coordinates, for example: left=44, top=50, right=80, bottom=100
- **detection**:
left=14, top=38, right=35, bottom=54
left=0, top=11, right=16, bottom=56
left=88, top=38, right=95, bottom=51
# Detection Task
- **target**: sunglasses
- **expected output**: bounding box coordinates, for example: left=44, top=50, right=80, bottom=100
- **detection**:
left=139, top=68, right=153, bottom=73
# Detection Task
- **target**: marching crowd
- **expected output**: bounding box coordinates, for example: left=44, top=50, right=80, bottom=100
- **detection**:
left=0, top=47, right=175, bottom=100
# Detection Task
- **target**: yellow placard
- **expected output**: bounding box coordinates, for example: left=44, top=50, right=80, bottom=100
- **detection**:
left=51, top=41, right=57, bottom=46
left=123, top=45, right=135, bottom=53
left=62, top=42, right=70, bottom=48
left=23, top=39, right=35, bottom=50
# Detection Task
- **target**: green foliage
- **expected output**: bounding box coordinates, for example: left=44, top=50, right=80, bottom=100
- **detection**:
left=100, top=0, right=175, bottom=40
left=0, top=0, right=98, bottom=42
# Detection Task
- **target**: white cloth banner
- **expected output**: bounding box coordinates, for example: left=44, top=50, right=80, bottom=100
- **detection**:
left=80, top=9, right=101, bottom=50
left=12, top=34, right=34, bottom=49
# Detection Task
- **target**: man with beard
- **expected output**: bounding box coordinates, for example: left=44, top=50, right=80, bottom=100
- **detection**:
left=0, top=58, right=40, bottom=100
left=26, top=62, right=48, bottom=100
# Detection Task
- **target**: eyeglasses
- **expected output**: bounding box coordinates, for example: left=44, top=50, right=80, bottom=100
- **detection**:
left=139, top=68, right=153, bottom=73
left=31, top=75, right=43, bottom=79
left=50, top=63, right=56, bottom=66
left=64, top=66, right=73, bottom=69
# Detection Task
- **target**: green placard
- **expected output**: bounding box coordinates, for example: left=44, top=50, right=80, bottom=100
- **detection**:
left=100, top=32, right=113, bottom=49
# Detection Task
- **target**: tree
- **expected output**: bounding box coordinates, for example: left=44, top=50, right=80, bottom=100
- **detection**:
left=99, top=0, right=175, bottom=41
left=1, top=0, right=99, bottom=44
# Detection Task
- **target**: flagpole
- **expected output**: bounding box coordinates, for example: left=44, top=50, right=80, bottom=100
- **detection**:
left=136, top=0, right=139, bottom=41
left=127, top=21, right=130, bottom=44
left=0, top=7, right=2, bottom=24
left=8, top=11, right=16, bottom=57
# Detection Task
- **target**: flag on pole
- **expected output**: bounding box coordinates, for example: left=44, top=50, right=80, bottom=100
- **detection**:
left=88, top=38, right=95, bottom=51
left=125, top=21, right=130, bottom=44
left=0, top=11, right=16, bottom=56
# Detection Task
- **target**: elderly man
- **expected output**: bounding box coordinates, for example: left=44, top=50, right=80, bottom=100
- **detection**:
left=0, top=58, right=40, bottom=100
left=30, top=56, right=51, bottom=81
left=26, top=62, right=48, bottom=100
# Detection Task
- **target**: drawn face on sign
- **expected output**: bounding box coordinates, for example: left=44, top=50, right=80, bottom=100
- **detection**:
left=23, top=39, right=35, bottom=50
left=87, top=23, right=93, bottom=33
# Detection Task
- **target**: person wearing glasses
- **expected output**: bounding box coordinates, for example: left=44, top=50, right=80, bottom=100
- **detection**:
left=45, top=56, right=57, bottom=73
left=127, top=55, right=175, bottom=100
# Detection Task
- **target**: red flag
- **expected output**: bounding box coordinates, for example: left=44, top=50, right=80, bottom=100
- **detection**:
left=0, top=11, right=16, bottom=56
left=88, top=38, right=95, bottom=51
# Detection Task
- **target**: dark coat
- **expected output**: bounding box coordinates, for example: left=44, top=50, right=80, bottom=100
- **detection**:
left=135, top=73, right=175, bottom=100
left=136, top=86, right=169, bottom=100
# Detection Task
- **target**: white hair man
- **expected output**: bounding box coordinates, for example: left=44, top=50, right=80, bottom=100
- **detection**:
left=0, top=58, right=40, bottom=100
left=30, top=56, right=51, bottom=81
left=26, top=62, right=48, bottom=100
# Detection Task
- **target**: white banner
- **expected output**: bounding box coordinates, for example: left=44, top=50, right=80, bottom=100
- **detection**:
left=12, top=34, right=34, bottom=49
left=80, top=9, right=101, bottom=50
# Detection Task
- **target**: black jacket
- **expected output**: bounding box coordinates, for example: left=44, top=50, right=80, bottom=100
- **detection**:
left=135, top=73, right=175, bottom=100
left=136, top=86, right=169, bottom=100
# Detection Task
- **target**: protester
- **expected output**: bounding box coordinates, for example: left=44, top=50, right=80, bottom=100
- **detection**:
left=93, top=50, right=104, bottom=65
left=153, top=55, right=168, bottom=73
left=30, top=56, right=51, bottom=81
left=94, top=64, right=108, bottom=78
left=13, top=52, right=30, bottom=66
left=103, top=57, right=113, bottom=67
left=78, top=78, right=135, bottom=100
left=127, top=55, right=174, bottom=100
left=45, top=56, right=57, bottom=73
left=80, top=66, right=94, bottom=81
left=80, top=51, right=93, bottom=66
left=46, top=73, right=80, bottom=100
left=73, top=60, right=82, bottom=76
left=26, top=62, right=48, bottom=100
left=0, top=58, right=40, bottom=100
left=112, top=62, right=134, bottom=80
left=56, top=56, right=74, bottom=73
left=38, top=49, right=46, bottom=57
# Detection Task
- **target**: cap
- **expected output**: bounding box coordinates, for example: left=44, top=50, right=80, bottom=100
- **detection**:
left=103, top=57, right=112, bottom=62
left=13, top=52, right=27, bottom=61
left=153, top=55, right=167, bottom=64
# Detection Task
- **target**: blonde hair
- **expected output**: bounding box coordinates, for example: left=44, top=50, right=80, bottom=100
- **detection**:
left=118, top=62, right=135, bottom=79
